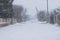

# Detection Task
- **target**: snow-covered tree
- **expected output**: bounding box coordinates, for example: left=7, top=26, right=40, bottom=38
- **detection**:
left=13, top=5, right=24, bottom=22
left=22, top=8, right=30, bottom=22
left=37, top=11, right=46, bottom=22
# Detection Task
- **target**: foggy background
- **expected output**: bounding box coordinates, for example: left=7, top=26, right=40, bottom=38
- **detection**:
left=13, top=0, right=60, bottom=17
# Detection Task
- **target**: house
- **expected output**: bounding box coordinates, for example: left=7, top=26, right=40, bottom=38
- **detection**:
left=0, top=0, right=14, bottom=24
left=53, top=9, right=60, bottom=25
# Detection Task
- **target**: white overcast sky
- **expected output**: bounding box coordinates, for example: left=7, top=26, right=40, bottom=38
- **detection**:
left=13, top=0, right=60, bottom=17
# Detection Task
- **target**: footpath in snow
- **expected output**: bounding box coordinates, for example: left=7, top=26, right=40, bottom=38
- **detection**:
left=0, top=19, right=60, bottom=40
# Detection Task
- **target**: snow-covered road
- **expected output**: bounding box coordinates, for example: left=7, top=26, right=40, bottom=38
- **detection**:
left=0, top=20, right=60, bottom=40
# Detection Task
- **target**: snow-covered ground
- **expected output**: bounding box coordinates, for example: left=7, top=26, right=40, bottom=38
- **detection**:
left=0, top=19, right=60, bottom=40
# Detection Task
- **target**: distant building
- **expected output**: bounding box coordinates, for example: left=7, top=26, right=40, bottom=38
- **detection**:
left=53, top=9, right=60, bottom=25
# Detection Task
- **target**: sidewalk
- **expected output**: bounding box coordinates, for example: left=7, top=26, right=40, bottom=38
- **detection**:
left=0, top=22, right=9, bottom=27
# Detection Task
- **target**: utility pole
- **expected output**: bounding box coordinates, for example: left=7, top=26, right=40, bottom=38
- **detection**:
left=47, top=0, right=49, bottom=23
left=36, top=7, right=39, bottom=13
left=47, top=0, right=48, bottom=14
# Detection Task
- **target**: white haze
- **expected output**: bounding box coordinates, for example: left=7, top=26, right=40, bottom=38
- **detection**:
left=13, top=0, right=60, bottom=17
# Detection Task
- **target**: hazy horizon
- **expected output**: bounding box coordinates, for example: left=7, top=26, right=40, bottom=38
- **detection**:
left=13, top=0, right=60, bottom=17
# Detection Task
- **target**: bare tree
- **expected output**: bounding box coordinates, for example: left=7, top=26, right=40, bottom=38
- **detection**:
left=13, top=5, right=24, bottom=23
